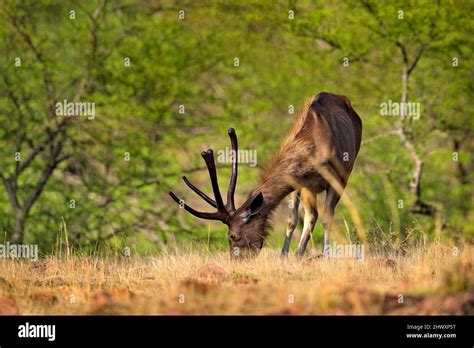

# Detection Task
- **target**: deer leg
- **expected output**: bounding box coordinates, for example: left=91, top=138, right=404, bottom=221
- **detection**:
left=322, top=187, right=342, bottom=255
left=281, top=191, right=300, bottom=256
left=295, top=188, right=318, bottom=258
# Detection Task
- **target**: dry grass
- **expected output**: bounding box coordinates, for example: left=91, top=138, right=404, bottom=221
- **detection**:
left=0, top=244, right=473, bottom=315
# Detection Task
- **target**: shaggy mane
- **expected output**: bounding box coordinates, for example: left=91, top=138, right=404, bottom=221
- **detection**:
left=259, top=95, right=316, bottom=182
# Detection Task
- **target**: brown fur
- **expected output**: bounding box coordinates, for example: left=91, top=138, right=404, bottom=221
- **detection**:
left=231, top=92, right=362, bottom=256
left=260, top=96, right=317, bottom=183
left=170, top=92, right=362, bottom=258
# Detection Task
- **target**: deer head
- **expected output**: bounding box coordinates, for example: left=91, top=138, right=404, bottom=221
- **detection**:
left=169, top=128, right=266, bottom=259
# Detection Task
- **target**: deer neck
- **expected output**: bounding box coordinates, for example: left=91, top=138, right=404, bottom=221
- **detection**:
left=252, top=169, right=294, bottom=216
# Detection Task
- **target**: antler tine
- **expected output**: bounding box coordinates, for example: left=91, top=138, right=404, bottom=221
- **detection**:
left=169, top=130, right=239, bottom=224
left=182, top=176, right=217, bottom=208
left=201, top=149, right=226, bottom=212
left=168, top=191, right=227, bottom=221
left=226, top=128, right=238, bottom=212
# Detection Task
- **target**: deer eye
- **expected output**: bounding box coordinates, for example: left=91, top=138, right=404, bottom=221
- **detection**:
left=229, top=233, right=240, bottom=242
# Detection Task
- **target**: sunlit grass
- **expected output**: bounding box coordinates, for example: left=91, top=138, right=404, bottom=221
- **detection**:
left=0, top=243, right=472, bottom=315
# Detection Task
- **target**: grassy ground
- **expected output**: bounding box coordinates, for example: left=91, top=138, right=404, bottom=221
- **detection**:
left=0, top=244, right=473, bottom=315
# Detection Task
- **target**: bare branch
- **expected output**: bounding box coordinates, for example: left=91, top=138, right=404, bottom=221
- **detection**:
left=2, top=8, right=56, bottom=110
left=361, top=130, right=401, bottom=145
left=72, top=0, right=108, bottom=103
left=1, top=176, right=21, bottom=212
left=22, top=140, right=66, bottom=215
left=407, top=44, right=427, bottom=75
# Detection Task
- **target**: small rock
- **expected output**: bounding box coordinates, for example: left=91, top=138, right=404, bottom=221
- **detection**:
left=193, top=263, right=229, bottom=281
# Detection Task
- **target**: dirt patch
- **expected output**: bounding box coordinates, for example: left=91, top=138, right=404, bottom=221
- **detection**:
left=88, top=290, right=134, bottom=315
left=0, top=295, right=20, bottom=315
left=232, top=272, right=259, bottom=285
left=179, top=278, right=218, bottom=294
left=0, top=277, right=13, bottom=294
left=30, top=292, right=59, bottom=306
left=382, top=292, right=474, bottom=315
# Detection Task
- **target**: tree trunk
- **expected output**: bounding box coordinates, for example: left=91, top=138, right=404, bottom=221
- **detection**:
left=398, top=59, right=435, bottom=216
left=12, top=211, right=25, bottom=243
left=453, top=139, right=468, bottom=185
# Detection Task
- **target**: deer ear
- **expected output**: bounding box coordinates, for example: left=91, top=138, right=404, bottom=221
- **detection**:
left=240, top=192, right=264, bottom=221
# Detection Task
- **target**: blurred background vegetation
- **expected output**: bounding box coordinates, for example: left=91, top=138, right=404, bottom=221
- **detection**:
left=0, top=0, right=472, bottom=256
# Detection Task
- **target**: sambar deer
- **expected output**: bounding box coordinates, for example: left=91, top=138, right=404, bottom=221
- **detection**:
left=169, top=92, right=362, bottom=259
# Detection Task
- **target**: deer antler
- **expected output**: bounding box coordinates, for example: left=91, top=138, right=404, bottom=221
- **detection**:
left=226, top=128, right=238, bottom=212
left=169, top=128, right=239, bottom=224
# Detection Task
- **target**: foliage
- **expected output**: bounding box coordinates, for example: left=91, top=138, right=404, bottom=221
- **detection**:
left=0, top=0, right=472, bottom=254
